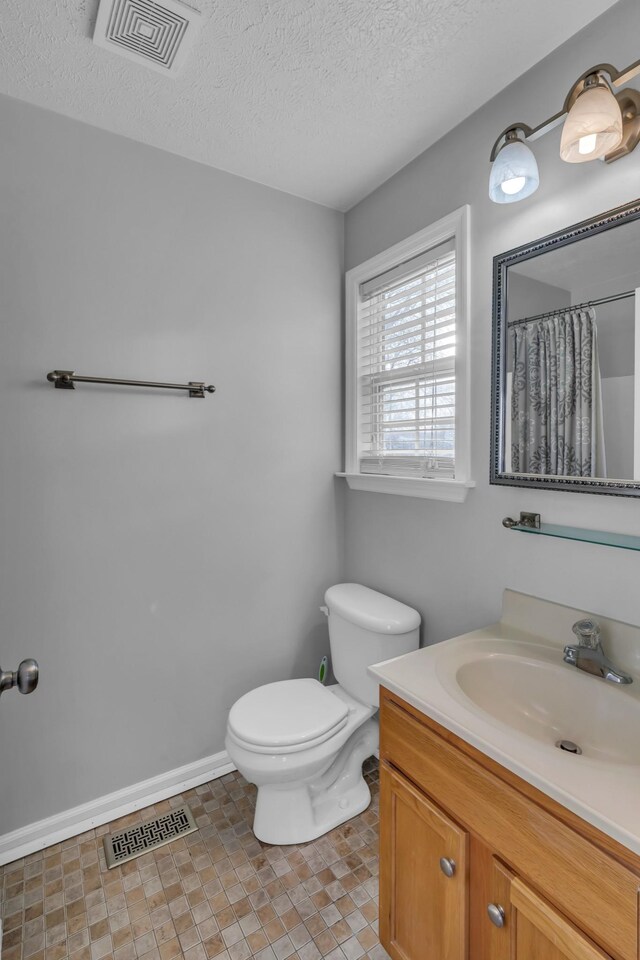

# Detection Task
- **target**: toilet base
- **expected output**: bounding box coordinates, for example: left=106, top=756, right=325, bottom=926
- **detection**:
left=252, top=717, right=379, bottom=845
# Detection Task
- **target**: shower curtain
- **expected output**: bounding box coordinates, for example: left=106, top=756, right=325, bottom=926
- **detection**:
left=509, top=307, right=606, bottom=477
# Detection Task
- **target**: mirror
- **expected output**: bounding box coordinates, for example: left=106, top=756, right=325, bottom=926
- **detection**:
left=491, top=198, right=640, bottom=496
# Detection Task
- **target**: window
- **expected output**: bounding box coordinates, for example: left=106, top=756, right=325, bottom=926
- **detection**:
left=343, top=206, right=473, bottom=501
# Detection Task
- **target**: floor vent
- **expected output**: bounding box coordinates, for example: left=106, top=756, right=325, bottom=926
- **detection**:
left=93, top=0, right=202, bottom=76
left=103, top=804, right=197, bottom=868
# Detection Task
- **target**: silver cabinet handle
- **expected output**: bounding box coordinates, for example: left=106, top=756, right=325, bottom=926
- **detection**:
left=439, top=857, right=456, bottom=878
left=0, top=659, right=39, bottom=697
left=487, top=903, right=506, bottom=928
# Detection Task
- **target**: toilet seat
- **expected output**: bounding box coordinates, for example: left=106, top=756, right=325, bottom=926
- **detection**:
left=227, top=678, right=349, bottom=754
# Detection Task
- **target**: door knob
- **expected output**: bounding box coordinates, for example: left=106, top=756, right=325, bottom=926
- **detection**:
left=0, top=659, right=39, bottom=697
left=439, top=857, right=456, bottom=877
left=487, top=903, right=506, bottom=928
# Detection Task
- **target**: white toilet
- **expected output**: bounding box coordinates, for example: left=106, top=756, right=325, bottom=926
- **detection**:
left=225, top=583, right=420, bottom=845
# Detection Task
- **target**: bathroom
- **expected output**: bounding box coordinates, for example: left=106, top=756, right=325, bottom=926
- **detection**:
left=1, top=0, right=640, bottom=957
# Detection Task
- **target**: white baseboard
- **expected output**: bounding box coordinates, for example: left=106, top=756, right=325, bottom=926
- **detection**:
left=0, top=750, right=235, bottom=867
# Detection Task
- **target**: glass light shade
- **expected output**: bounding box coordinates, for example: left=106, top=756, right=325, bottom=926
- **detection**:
left=559, top=83, right=623, bottom=162
left=489, top=139, right=539, bottom=204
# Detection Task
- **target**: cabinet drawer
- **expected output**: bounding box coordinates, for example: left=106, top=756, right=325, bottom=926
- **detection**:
left=380, top=692, right=640, bottom=960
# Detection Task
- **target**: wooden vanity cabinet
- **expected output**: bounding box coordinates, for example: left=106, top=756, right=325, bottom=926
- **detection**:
left=379, top=688, right=640, bottom=960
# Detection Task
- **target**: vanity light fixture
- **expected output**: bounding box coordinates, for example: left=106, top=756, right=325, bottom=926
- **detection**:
left=560, top=74, right=623, bottom=162
left=489, top=59, right=640, bottom=203
left=488, top=130, right=539, bottom=203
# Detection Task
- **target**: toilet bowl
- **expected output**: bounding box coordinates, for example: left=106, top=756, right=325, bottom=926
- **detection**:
left=225, top=584, right=420, bottom=845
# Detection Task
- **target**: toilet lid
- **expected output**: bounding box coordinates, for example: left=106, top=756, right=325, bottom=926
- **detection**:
left=228, top=679, right=349, bottom=749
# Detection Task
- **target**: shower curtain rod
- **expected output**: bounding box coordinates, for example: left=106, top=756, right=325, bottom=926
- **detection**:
left=507, top=288, right=636, bottom=328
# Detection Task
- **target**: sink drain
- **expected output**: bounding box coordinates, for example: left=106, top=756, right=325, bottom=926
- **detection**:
left=556, top=739, right=582, bottom=755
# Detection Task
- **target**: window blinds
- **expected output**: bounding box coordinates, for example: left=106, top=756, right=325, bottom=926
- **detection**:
left=357, top=238, right=456, bottom=479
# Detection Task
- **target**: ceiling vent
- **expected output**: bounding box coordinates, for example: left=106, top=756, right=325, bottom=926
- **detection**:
left=93, top=0, right=202, bottom=76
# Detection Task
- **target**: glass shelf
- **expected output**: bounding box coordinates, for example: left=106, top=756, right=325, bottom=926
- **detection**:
left=512, top=522, right=640, bottom=551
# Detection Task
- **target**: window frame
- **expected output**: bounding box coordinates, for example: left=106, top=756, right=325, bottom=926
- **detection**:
left=342, top=205, right=474, bottom=501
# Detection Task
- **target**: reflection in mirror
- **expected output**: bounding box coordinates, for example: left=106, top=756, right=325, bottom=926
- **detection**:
left=492, top=201, right=640, bottom=494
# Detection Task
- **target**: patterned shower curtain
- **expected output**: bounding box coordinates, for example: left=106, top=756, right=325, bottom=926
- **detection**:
left=509, top=307, right=606, bottom=477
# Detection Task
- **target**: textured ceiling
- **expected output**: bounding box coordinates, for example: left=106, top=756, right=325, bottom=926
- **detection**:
left=0, top=0, right=620, bottom=210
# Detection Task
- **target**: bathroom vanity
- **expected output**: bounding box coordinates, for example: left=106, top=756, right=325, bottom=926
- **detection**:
left=371, top=591, right=640, bottom=960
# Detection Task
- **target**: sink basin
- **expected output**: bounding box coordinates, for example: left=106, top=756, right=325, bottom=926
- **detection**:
left=451, top=642, right=640, bottom=767
left=368, top=591, right=640, bottom=855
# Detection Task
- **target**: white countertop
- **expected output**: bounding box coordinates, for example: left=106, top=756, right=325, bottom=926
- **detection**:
left=369, top=591, right=640, bottom=856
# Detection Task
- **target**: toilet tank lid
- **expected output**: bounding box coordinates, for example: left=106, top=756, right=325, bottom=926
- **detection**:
left=324, top=583, right=420, bottom=635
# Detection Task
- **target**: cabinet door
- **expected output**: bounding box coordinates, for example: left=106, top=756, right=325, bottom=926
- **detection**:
left=469, top=841, right=510, bottom=960
left=491, top=863, right=614, bottom=960
left=380, top=761, right=468, bottom=960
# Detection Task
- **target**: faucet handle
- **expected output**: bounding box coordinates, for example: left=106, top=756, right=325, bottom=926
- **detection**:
left=572, top=618, right=601, bottom=649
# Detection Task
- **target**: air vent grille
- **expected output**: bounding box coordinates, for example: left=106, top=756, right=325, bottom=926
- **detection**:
left=103, top=804, right=197, bottom=868
left=93, top=0, right=201, bottom=76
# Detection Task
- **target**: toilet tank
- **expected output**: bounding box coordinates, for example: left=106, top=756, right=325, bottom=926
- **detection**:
left=324, top=583, right=420, bottom=707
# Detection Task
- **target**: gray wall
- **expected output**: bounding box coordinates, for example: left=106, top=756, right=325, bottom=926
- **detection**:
left=0, top=95, right=344, bottom=834
left=507, top=273, right=570, bottom=324
left=569, top=252, right=637, bottom=380
left=344, top=0, right=640, bottom=648
left=571, top=257, right=637, bottom=479
left=600, top=376, right=634, bottom=478
left=506, top=273, right=570, bottom=373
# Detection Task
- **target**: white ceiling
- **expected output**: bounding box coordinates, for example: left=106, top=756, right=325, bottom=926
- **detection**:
left=0, top=0, right=620, bottom=210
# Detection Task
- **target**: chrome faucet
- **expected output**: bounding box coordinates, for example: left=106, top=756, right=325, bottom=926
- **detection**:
left=563, top=618, right=633, bottom=684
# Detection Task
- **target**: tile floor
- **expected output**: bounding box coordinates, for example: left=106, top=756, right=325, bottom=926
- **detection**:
left=0, top=759, right=387, bottom=960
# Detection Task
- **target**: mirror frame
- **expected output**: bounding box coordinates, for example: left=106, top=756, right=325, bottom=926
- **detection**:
left=491, top=196, right=640, bottom=497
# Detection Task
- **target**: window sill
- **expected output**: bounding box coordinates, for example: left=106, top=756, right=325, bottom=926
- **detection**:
left=336, top=473, right=475, bottom=502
